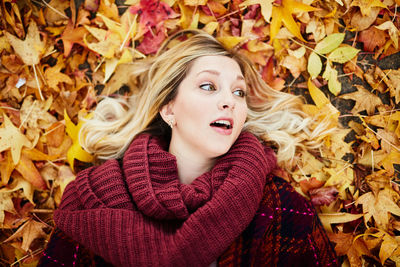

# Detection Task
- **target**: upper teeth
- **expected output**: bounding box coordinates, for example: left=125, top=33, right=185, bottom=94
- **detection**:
left=214, top=120, right=231, bottom=126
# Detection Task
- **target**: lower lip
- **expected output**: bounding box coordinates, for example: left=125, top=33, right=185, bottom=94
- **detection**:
left=210, top=126, right=233, bottom=135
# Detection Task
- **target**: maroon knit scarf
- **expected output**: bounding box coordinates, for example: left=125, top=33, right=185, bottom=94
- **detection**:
left=54, top=132, right=277, bottom=266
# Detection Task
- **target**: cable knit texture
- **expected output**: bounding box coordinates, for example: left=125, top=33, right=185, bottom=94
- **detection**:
left=52, top=132, right=276, bottom=266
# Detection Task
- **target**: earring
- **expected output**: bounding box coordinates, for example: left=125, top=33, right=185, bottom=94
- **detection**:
left=168, top=118, right=175, bottom=129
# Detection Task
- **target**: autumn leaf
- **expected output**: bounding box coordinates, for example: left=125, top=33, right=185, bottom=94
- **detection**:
left=64, top=110, right=94, bottom=172
left=340, top=85, right=383, bottom=115
left=350, top=0, right=387, bottom=16
left=270, top=0, right=317, bottom=42
left=0, top=114, right=32, bottom=165
left=356, top=188, right=400, bottom=229
left=314, top=33, right=345, bottom=55
left=358, top=26, right=387, bottom=52
left=3, top=219, right=48, bottom=252
left=5, top=21, right=45, bottom=66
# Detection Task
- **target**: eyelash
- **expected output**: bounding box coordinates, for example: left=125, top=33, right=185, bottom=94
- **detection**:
left=199, top=83, right=247, bottom=97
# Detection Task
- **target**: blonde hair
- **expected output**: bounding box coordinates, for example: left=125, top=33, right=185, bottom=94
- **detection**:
left=80, top=30, right=330, bottom=166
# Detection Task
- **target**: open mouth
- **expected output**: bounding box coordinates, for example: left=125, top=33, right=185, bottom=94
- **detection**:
left=210, top=120, right=232, bottom=129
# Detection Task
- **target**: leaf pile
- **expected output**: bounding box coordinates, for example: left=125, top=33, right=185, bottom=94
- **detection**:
left=0, top=0, right=400, bottom=266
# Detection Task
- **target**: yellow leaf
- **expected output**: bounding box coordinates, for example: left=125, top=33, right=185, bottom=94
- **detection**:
left=319, top=213, right=363, bottom=232
left=0, top=176, right=34, bottom=203
left=64, top=110, right=94, bottom=172
left=356, top=188, right=400, bottom=229
left=324, top=164, right=354, bottom=199
left=0, top=114, right=32, bottom=164
left=379, top=232, right=399, bottom=265
left=307, top=52, right=322, bottom=79
left=327, top=65, right=341, bottom=96
left=328, top=46, right=360, bottom=64
left=216, top=36, right=247, bottom=50
left=203, top=21, right=219, bottom=35
left=184, top=0, right=207, bottom=5
left=307, top=78, right=329, bottom=108
left=379, top=151, right=400, bottom=176
left=351, top=0, right=387, bottom=16
left=84, top=25, right=120, bottom=58
left=239, top=0, right=273, bottom=22
left=375, top=21, right=399, bottom=49
left=97, top=13, right=125, bottom=41
left=0, top=151, right=14, bottom=185
left=314, top=33, right=345, bottom=54
left=5, top=21, right=45, bottom=66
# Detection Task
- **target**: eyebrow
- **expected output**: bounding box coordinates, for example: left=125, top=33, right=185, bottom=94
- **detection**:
left=197, top=70, right=245, bottom=81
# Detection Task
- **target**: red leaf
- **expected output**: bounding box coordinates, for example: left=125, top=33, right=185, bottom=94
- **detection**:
left=309, top=186, right=339, bottom=206
left=358, top=27, right=387, bottom=52
left=130, top=0, right=178, bottom=33
left=137, top=29, right=166, bottom=54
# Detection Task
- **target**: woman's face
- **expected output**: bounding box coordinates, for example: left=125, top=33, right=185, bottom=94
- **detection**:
left=164, top=55, right=248, bottom=159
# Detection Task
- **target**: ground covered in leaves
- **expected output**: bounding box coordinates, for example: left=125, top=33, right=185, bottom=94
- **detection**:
left=1, top=0, right=400, bottom=266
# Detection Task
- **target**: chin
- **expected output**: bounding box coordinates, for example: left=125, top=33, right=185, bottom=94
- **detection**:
left=205, top=142, right=233, bottom=158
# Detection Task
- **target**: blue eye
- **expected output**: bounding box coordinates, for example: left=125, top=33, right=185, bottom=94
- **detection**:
left=233, top=89, right=246, bottom=97
left=199, top=83, right=216, bottom=91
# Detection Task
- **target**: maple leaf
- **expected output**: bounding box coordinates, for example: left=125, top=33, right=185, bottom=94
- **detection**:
left=356, top=188, right=400, bottom=229
left=324, top=163, right=355, bottom=199
left=358, top=26, right=386, bottom=51
left=0, top=192, right=17, bottom=226
left=350, top=0, right=387, bottom=17
left=340, top=85, right=383, bottom=115
left=3, top=219, right=48, bottom=252
left=0, top=150, right=14, bottom=185
left=64, top=110, right=94, bottom=172
left=130, top=0, right=178, bottom=37
left=44, top=56, right=74, bottom=92
left=60, top=21, right=88, bottom=57
left=5, top=21, right=45, bottom=66
left=270, top=0, right=318, bottom=42
left=0, top=114, right=32, bottom=165
left=0, top=175, right=34, bottom=204
left=328, top=232, right=374, bottom=266
left=15, top=152, right=48, bottom=190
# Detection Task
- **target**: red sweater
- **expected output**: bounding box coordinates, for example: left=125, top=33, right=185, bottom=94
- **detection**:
left=52, top=132, right=277, bottom=266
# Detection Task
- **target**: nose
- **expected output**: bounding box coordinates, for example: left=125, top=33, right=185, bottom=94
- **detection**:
left=217, top=90, right=235, bottom=110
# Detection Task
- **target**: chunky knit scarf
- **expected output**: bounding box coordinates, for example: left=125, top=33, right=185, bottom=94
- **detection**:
left=53, top=132, right=277, bottom=266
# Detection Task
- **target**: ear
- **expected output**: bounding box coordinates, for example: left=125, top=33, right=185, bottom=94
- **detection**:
left=159, top=101, right=175, bottom=125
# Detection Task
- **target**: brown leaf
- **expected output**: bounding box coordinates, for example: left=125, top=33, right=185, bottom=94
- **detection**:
left=3, top=219, right=48, bottom=251
left=340, top=85, right=383, bottom=115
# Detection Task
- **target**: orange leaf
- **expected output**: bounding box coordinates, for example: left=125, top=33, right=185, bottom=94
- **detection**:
left=15, top=153, right=48, bottom=190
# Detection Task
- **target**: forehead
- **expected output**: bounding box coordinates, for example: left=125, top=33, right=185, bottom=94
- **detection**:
left=186, top=55, right=243, bottom=76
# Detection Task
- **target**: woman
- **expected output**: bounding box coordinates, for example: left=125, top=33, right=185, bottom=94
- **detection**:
left=39, top=30, right=338, bottom=266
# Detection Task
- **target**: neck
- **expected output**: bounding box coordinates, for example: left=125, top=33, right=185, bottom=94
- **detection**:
left=169, top=140, right=215, bottom=185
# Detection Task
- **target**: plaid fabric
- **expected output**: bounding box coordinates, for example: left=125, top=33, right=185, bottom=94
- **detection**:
left=218, top=176, right=339, bottom=267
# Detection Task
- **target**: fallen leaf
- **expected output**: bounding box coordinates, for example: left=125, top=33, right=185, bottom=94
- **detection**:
left=0, top=114, right=32, bottom=165
left=358, top=26, right=387, bottom=52
left=307, top=52, right=322, bottom=79
left=309, top=186, right=339, bottom=206
left=328, top=46, right=360, bottom=64
left=64, top=110, right=94, bottom=172
left=356, top=188, right=400, bottom=229
left=3, top=219, right=48, bottom=252
left=340, top=85, right=383, bottom=115
left=314, top=33, right=345, bottom=55
left=5, top=21, right=45, bottom=66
